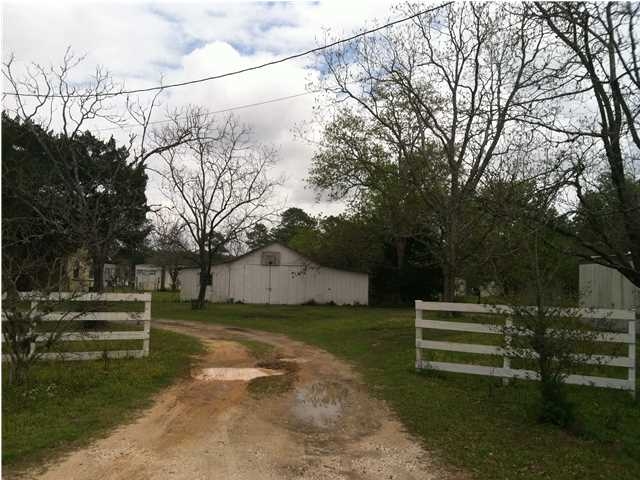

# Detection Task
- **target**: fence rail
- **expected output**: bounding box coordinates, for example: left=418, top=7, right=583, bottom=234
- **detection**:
left=415, top=301, right=636, bottom=398
left=1, top=292, right=151, bottom=362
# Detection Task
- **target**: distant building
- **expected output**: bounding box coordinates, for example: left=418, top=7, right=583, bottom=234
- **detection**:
left=64, top=252, right=133, bottom=291
left=579, top=262, right=639, bottom=310
left=103, top=263, right=132, bottom=290
left=62, top=250, right=170, bottom=291
left=65, top=248, right=93, bottom=291
left=178, top=242, right=369, bottom=305
left=454, top=278, right=503, bottom=300
left=135, top=264, right=168, bottom=291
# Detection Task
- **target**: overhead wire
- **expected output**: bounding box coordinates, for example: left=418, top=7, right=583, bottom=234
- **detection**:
left=93, top=90, right=316, bottom=132
left=3, top=2, right=450, bottom=99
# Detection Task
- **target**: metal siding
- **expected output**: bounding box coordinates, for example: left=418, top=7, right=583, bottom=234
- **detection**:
left=178, top=243, right=369, bottom=305
left=178, top=269, right=198, bottom=301
left=178, top=268, right=214, bottom=301
left=580, top=263, right=639, bottom=310
left=237, top=264, right=265, bottom=304
left=228, top=264, right=244, bottom=303
left=208, top=265, right=229, bottom=302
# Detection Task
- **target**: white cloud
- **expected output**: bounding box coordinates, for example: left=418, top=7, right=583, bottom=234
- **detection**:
left=2, top=0, right=399, bottom=217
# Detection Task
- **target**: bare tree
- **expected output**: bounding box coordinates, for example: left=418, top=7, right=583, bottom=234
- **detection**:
left=526, top=2, right=640, bottom=288
left=148, top=211, right=194, bottom=290
left=3, top=48, right=194, bottom=165
left=155, top=107, right=280, bottom=308
left=317, top=3, right=556, bottom=300
left=2, top=49, right=195, bottom=291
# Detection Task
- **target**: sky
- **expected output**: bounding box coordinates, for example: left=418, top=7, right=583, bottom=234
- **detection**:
left=2, top=0, right=405, bottom=218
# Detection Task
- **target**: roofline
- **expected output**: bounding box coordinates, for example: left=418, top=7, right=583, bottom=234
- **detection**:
left=215, top=241, right=290, bottom=266
left=181, top=241, right=369, bottom=275
left=578, top=252, right=633, bottom=265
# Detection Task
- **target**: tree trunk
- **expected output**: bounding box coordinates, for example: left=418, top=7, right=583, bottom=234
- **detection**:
left=443, top=264, right=457, bottom=302
left=442, top=209, right=458, bottom=302
left=395, top=237, right=407, bottom=269
left=92, top=259, right=105, bottom=292
left=170, top=268, right=179, bottom=291
left=608, top=144, right=640, bottom=288
left=160, top=265, right=166, bottom=290
left=195, top=268, right=208, bottom=309
left=129, top=263, right=136, bottom=289
left=89, top=257, right=108, bottom=328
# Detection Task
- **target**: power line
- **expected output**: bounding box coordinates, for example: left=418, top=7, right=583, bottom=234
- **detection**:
left=94, top=76, right=372, bottom=133
left=94, top=90, right=316, bottom=132
left=3, top=3, right=450, bottom=99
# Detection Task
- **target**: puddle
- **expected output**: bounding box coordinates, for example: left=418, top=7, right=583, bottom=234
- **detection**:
left=194, top=367, right=284, bottom=382
left=291, top=382, right=348, bottom=429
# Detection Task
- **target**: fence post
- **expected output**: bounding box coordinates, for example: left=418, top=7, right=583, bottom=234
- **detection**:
left=142, top=296, right=151, bottom=357
left=29, top=298, right=38, bottom=357
left=416, top=304, right=423, bottom=370
left=629, top=319, right=636, bottom=399
left=503, top=317, right=512, bottom=386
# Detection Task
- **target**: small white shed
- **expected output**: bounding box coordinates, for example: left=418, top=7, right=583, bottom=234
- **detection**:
left=135, top=264, right=170, bottom=291
left=178, top=242, right=369, bottom=305
left=579, top=262, right=640, bottom=310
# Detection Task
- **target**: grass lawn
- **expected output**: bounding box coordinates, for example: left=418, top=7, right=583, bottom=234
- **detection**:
left=153, top=296, right=640, bottom=480
left=2, top=327, right=203, bottom=472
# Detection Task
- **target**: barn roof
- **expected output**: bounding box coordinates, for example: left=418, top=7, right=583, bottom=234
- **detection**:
left=578, top=252, right=633, bottom=265
left=180, top=242, right=368, bottom=275
left=217, top=241, right=289, bottom=265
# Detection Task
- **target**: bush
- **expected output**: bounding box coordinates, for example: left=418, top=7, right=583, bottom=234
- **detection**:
left=504, top=304, right=608, bottom=431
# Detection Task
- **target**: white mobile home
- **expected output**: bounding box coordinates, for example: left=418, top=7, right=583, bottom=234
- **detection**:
left=178, top=243, right=369, bottom=305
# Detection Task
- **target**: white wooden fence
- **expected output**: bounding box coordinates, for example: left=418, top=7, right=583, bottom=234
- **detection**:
left=415, top=301, right=637, bottom=397
left=1, top=292, right=151, bottom=361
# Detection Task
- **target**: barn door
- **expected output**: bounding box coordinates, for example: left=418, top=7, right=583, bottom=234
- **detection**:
left=267, top=264, right=272, bottom=304
left=261, top=251, right=281, bottom=304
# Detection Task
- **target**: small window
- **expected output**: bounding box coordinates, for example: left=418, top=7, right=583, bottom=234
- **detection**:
left=261, top=251, right=281, bottom=266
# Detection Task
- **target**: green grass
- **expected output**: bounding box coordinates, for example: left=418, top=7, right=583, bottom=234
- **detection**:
left=153, top=297, right=640, bottom=480
left=234, top=338, right=277, bottom=361
left=2, top=327, right=203, bottom=472
left=152, top=290, right=181, bottom=302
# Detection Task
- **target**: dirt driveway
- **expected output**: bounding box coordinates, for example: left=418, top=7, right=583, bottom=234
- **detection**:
left=25, top=320, right=460, bottom=480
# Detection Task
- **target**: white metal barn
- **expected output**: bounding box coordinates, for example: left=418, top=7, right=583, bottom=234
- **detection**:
left=179, top=243, right=369, bottom=305
left=579, top=262, right=640, bottom=310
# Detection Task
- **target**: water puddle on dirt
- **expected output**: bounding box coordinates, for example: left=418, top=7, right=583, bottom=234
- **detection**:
left=194, top=368, right=284, bottom=382
left=291, top=382, right=349, bottom=429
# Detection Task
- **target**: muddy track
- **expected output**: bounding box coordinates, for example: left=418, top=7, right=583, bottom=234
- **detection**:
left=21, top=319, right=462, bottom=480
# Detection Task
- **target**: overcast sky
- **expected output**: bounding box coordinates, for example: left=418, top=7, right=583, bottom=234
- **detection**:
left=2, top=0, right=408, bottom=217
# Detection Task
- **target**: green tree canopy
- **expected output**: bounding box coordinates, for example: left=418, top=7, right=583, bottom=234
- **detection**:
left=271, top=207, right=317, bottom=244
left=246, top=223, right=272, bottom=250
left=2, top=113, right=151, bottom=291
